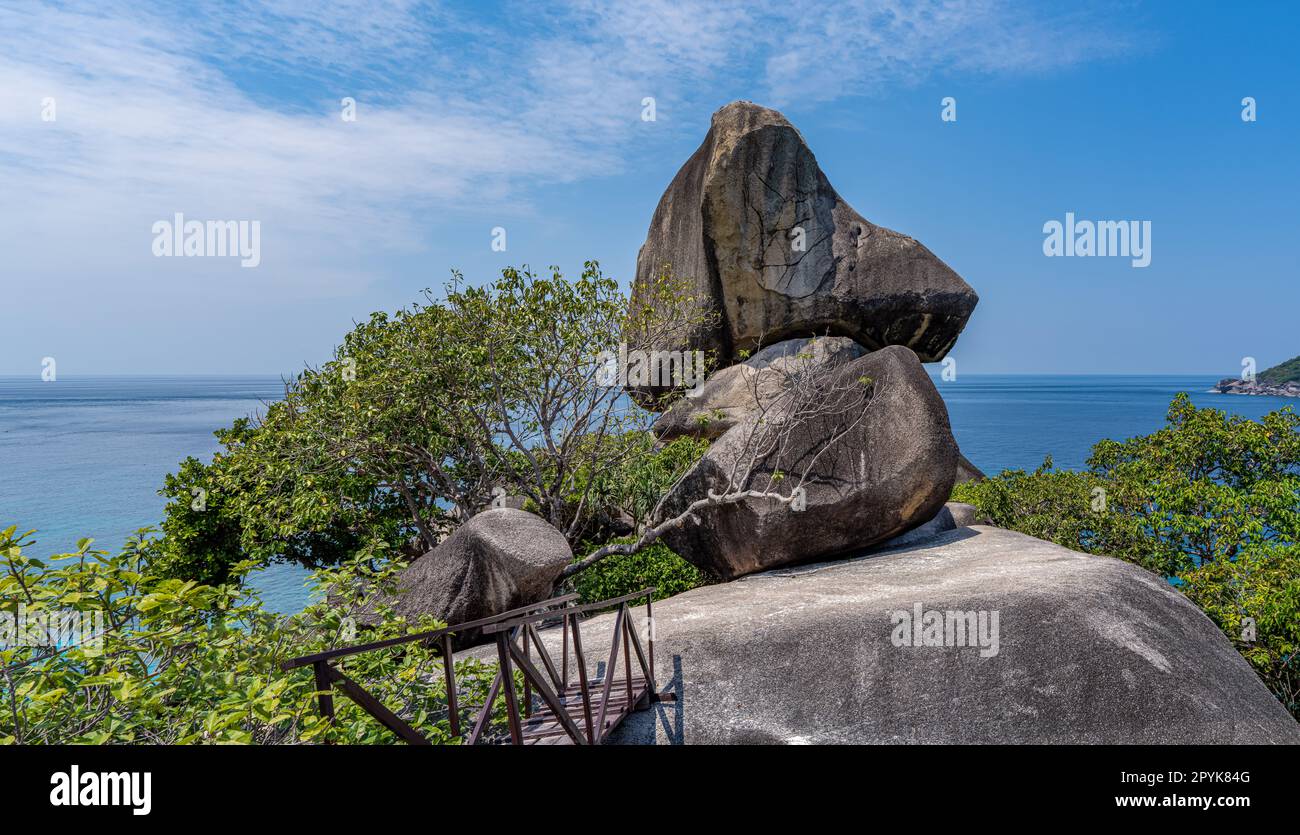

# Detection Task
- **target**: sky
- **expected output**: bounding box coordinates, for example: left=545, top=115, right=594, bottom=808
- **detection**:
left=0, top=0, right=1297, bottom=376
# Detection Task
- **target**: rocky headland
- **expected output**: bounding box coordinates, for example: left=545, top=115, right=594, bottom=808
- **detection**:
left=1211, top=354, right=1300, bottom=397
left=1211, top=378, right=1300, bottom=398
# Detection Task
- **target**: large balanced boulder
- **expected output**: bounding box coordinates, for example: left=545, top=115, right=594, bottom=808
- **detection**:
left=628, top=100, right=978, bottom=401
left=391, top=508, right=571, bottom=646
left=654, top=345, right=958, bottom=580
left=652, top=335, right=866, bottom=441
left=490, top=526, right=1299, bottom=744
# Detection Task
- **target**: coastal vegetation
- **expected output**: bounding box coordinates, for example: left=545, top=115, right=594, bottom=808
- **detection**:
left=953, top=393, right=1300, bottom=718
left=1259, top=354, right=1300, bottom=386
left=0, top=526, right=504, bottom=744
left=5, top=388, right=1297, bottom=742
left=1, top=256, right=720, bottom=743
left=154, top=263, right=712, bottom=589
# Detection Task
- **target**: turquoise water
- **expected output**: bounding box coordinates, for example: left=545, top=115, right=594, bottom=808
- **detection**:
left=0, top=376, right=310, bottom=612
left=1, top=374, right=1294, bottom=614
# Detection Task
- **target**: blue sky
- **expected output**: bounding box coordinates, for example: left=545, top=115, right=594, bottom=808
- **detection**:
left=1, top=0, right=1296, bottom=375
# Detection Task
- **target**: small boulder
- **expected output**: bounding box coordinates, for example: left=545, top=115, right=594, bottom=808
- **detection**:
left=873, top=501, right=988, bottom=550
left=391, top=508, right=572, bottom=645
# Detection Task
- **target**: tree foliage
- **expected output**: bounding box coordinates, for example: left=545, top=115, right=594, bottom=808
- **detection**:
left=565, top=434, right=714, bottom=602
left=1179, top=544, right=1299, bottom=717
left=0, top=526, right=509, bottom=744
left=953, top=393, right=1300, bottom=717
left=572, top=541, right=710, bottom=606
left=156, top=262, right=713, bottom=584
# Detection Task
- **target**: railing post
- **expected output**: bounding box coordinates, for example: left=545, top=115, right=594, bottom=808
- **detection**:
left=496, top=631, right=524, bottom=744
left=622, top=603, right=634, bottom=703
left=522, top=626, right=532, bottom=718
left=441, top=633, right=460, bottom=740
left=645, top=595, right=656, bottom=692
left=570, top=615, right=595, bottom=743
left=561, top=612, right=570, bottom=690
left=466, top=670, right=503, bottom=746
left=312, top=660, right=336, bottom=742
left=593, top=605, right=625, bottom=740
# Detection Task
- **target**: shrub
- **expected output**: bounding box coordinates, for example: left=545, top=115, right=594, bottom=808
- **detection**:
left=0, top=525, right=508, bottom=744
left=952, top=393, right=1300, bottom=718
left=1179, top=544, right=1299, bottom=717
left=571, top=540, right=712, bottom=605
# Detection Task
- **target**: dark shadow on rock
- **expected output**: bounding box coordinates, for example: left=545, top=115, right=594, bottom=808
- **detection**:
left=862, top=525, right=982, bottom=557
left=758, top=526, right=985, bottom=581
left=605, top=654, right=685, bottom=745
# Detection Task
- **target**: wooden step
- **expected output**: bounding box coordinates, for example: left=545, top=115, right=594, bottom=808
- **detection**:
left=517, top=677, right=651, bottom=743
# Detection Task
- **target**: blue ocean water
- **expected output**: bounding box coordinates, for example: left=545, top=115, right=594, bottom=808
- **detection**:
left=0, top=376, right=311, bottom=613
left=937, top=374, right=1297, bottom=472
left=1, top=374, right=1295, bottom=614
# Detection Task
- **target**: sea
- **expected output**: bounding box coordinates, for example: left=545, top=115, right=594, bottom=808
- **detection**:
left=1, top=374, right=1294, bottom=614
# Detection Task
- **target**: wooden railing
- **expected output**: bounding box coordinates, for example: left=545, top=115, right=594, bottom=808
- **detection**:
left=481, top=587, right=665, bottom=745
left=281, top=593, right=578, bottom=744
left=281, top=588, right=668, bottom=745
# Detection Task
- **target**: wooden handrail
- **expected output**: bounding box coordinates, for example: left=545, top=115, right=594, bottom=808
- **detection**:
left=492, top=595, right=659, bottom=744
left=281, top=592, right=579, bottom=670
left=481, top=588, right=656, bottom=635
left=287, top=588, right=662, bottom=745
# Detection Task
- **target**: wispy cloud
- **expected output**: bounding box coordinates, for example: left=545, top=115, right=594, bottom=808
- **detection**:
left=0, top=0, right=1137, bottom=312
left=758, top=1, right=1141, bottom=103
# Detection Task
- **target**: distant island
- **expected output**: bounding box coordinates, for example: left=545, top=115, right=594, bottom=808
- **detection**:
left=1212, top=355, right=1300, bottom=397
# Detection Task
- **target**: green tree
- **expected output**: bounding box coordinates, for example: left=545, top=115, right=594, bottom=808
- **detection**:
left=157, top=262, right=715, bottom=584
left=572, top=541, right=710, bottom=606
left=0, top=525, right=508, bottom=744
left=1088, top=393, right=1300, bottom=575
left=565, top=434, right=714, bottom=602
left=953, top=393, right=1300, bottom=717
left=1179, top=544, right=1299, bottom=717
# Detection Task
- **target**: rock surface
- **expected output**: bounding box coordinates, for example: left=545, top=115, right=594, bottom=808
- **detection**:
left=390, top=508, right=572, bottom=646
left=654, top=345, right=958, bottom=580
left=954, top=452, right=986, bottom=484
left=627, top=101, right=978, bottom=396
left=870, top=501, right=987, bottom=550
left=1211, top=377, right=1300, bottom=398
left=652, top=335, right=866, bottom=441
left=481, top=527, right=1299, bottom=744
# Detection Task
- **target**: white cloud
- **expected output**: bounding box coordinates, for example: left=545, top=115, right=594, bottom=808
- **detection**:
left=0, top=0, right=1137, bottom=369
left=754, top=0, right=1140, bottom=104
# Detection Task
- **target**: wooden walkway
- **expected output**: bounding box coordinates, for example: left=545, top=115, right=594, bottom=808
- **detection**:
left=517, top=676, right=650, bottom=745
left=282, top=588, right=667, bottom=745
